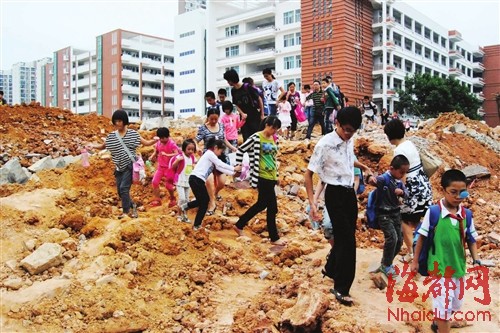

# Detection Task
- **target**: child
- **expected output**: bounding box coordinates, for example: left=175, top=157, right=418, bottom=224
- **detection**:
left=149, top=127, right=181, bottom=208
left=180, top=139, right=241, bottom=231
left=170, top=139, right=197, bottom=223
left=220, top=100, right=245, bottom=154
left=277, top=94, right=291, bottom=139
left=367, top=155, right=410, bottom=277
left=232, top=116, right=287, bottom=246
left=411, top=170, right=480, bottom=333
left=305, top=107, right=372, bottom=306
left=88, top=109, right=158, bottom=219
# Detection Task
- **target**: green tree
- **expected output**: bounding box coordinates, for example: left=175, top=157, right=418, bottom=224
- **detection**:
left=396, top=73, right=481, bottom=120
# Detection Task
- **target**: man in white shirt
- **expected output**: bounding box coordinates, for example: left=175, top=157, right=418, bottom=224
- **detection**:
left=305, top=106, right=372, bottom=306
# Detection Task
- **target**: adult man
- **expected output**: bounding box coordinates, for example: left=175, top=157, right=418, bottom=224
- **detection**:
left=305, top=80, right=325, bottom=139
left=223, top=69, right=264, bottom=141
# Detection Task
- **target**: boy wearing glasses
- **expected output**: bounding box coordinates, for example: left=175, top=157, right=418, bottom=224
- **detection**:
left=305, top=106, right=372, bottom=306
left=411, top=170, right=480, bottom=333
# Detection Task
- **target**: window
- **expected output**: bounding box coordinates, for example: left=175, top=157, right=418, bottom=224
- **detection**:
left=225, top=66, right=239, bottom=73
left=180, top=108, right=195, bottom=113
left=284, top=78, right=302, bottom=90
left=284, top=34, right=295, bottom=47
left=284, top=11, right=294, bottom=25
left=111, top=62, right=117, bottom=75
left=424, top=27, right=431, bottom=39
left=415, top=22, right=422, bottom=35
left=295, top=55, right=302, bottom=68
left=180, top=88, right=195, bottom=94
left=284, top=56, right=295, bottom=70
left=179, top=50, right=195, bottom=57
left=441, top=37, right=447, bottom=48
left=225, top=25, right=239, bottom=37
left=225, top=46, right=239, bottom=57
left=415, top=44, right=422, bottom=55
left=404, top=38, right=412, bottom=51
left=355, top=0, right=362, bottom=18
left=295, top=32, right=302, bottom=45
left=295, top=9, right=301, bottom=22
left=180, top=31, right=195, bottom=38
left=179, top=69, right=195, bottom=76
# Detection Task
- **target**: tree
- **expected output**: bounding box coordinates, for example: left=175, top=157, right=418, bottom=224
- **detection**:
left=396, top=74, right=481, bottom=120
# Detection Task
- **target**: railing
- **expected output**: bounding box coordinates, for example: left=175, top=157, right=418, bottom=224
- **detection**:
left=216, top=25, right=275, bottom=41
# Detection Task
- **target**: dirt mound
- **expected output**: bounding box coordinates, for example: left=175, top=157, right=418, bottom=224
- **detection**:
left=0, top=107, right=498, bottom=332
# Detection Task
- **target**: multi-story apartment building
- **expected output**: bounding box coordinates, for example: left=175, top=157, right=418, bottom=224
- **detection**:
left=174, top=9, right=208, bottom=117
left=0, top=70, right=13, bottom=105
left=97, top=29, right=175, bottom=120
left=207, top=0, right=302, bottom=112
left=178, top=0, right=206, bottom=14
left=482, top=44, right=500, bottom=127
left=369, top=0, right=485, bottom=113
left=10, top=59, right=49, bottom=104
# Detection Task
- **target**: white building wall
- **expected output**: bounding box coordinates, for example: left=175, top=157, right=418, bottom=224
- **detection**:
left=174, top=9, right=207, bottom=118
left=11, top=61, right=37, bottom=104
left=71, top=50, right=97, bottom=114
left=35, top=57, right=51, bottom=104
left=0, top=70, right=13, bottom=104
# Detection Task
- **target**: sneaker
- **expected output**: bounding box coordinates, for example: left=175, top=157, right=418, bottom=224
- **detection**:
left=193, top=225, right=209, bottom=232
left=181, top=214, right=191, bottom=223
left=130, top=203, right=138, bottom=218
left=380, top=264, right=397, bottom=278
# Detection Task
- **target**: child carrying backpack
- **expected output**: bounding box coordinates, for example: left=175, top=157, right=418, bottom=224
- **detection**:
left=411, top=170, right=480, bottom=333
left=367, top=155, right=410, bottom=277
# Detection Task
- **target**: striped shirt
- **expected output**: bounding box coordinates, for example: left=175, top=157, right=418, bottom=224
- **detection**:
left=236, top=132, right=279, bottom=188
left=306, top=90, right=324, bottom=115
left=195, top=123, right=226, bottom=150
left=105, top=130, right=141, bottom=171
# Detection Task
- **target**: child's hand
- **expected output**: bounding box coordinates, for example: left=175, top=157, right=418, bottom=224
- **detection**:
left=234, top=165, right=242, bottom=173
left=394, top=188, right=404, bottom=196
left=410, top=260, right=418, bottom=273
left=176, top=155, right=183, bottom=161
left=309, top=203, right=322, bottom=222
left=367, top=175, right=377, bottom=186
left=160, top=151, right=168, bottom=156
left=231, top=146, right=237, bottom=153
left=153, top=136, right=160, bottom=141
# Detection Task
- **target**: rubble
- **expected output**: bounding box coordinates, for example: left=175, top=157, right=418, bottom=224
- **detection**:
left=20, top=243, right=63, bottom=275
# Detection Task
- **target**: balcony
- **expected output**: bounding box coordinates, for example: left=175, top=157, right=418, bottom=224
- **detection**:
left=372, top=40, right=383, bottom=53
left=216, top=5, right=276, bottom=27
left=477, top=107, right=485, bottom=116
left=472, top=77, right=485, bottom=87
left=475, top=92, right=485, bottom=101
left=372, top=63, right=384, bottom=77
left=121, top=84, right=139, bottom=94
left=122, top=69, right=137, bottom=79
left=121, top=99, right=139, bottom=108
left=448, top=30, right=462, bottom=42
left=472, top=62, right=485, bottom=72
left=473, top=47, right=485, bottom=57
left=386, top=41, right=395, bottom=52
left=385, top=17, right=396, bottom=28
left=448, top=67, right=463, bottom=76
left=217, top=48, right=275, bottom=64
left=448, top=50, right=463, bottom=59
left=386, top=65, right=396, bottom=74
left=216, top=26, right=276, bottom=47
left=387, top=89, right=397, bottom=96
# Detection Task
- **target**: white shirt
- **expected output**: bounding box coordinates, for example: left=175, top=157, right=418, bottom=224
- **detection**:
left=394, top=140, right=421, bottom=175
left=177, top=154, right=194, bottom=187
left=418, top=199, right=478, bottom=239
left=262, top=80, right=282, bottom=105
left=307, top=130, right=355, bottom=187
left=191, top=150, right=235, bottom=182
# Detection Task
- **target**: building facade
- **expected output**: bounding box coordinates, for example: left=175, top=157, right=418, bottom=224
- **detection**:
left=178, top=0, right=206, bottom=14
left=0, top=70, right=13, bottom=105
left=482, top=44, right=500, bottom=127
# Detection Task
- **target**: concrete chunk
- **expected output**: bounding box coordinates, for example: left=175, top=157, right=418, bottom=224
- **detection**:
left=20, top=243, right=63, bottom=275
left=28, top=156, right=53, bottom=173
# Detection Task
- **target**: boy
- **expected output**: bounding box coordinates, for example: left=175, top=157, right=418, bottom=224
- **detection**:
left=411, top=170, right=480, bottom=333
left=305, top=106, right=372, bottom=306
left=368, top=155, right=410, bottom=277
left=89, top=109, right=158, bottom=219
left=360, top=95, right=377, bottom=123
left=321, top=78, right=340, bottom=133
left=217, top=88, right=227, bottom=104
left=205, top=91, right=221, bottom=114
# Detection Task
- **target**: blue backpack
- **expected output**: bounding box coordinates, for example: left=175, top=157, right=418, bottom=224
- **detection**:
left=365, top=173, right=402, bottom=229
left=414, top=204, right=473, bottom=276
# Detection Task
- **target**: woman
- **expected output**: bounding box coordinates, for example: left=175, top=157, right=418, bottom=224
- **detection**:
left=195, top=107, right=236, bottom=215
left=262, top=68, right=285, bottom=117
left=233, top=116, right=287, bottom=246
left=384, top=119, right=433, bottom=263
left=286, top=82, right=300, bottom=139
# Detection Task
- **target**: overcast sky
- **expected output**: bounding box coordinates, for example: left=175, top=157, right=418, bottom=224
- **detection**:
left=1, top=0, right=499, bottom=70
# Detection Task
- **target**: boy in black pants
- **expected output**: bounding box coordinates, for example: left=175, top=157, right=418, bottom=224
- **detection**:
left=305, top=106, right=372, bottom=306
left=368, top=155, right=409, bottom=277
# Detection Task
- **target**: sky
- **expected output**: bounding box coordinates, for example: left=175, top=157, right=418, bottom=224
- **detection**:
left=1, top=0, right=499, bottom=70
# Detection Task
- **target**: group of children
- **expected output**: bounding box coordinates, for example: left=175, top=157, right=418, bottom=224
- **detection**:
left=93, top=107, right=482, bottom=332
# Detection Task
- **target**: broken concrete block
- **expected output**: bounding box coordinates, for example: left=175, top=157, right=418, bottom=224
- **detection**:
left=28, top=156, right=53, bottom=173
left=95, top=274, right=115, bottom=286
left=63, top=155, right=80, bottom=165
left=289, top=185, right=300, bottom=196
left=487, top=232, right=500, bottom=245
left=462, top=164, right=490, bottom=179
left=450, top=123, right=467, bottom=133
left=3, top=277, right=24, bottom=290
left=1, top=158, right=29, bottom=184
left=20, top=243, right=63, bottom=275
left=281, top=284, right=329, bottom=330
left=51, top=157, right=66, bottom=169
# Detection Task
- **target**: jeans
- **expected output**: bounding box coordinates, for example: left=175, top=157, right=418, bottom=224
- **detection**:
left=325, top=108, right=334, bottom=133
left=187, top=175, right=210, bottom=227
left=305, top=106, right=313, bottom=121
left=268, top=103, right=277, bottom=116
left=378, top=211, right=403, bottom=267
left=306, top=113, right=326, bottom=139
left=324, top=185, right=358, bottom=296
left=236, top=177, right=279, bottom=242
left=115, top=165, right=133, bottom=214
left=290, top=105, right=298, bottom=131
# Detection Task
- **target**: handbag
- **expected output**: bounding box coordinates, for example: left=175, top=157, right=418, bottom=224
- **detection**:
left=295, top=105, right=307, bottom=122
left=115, top=131, right=145, bottom=183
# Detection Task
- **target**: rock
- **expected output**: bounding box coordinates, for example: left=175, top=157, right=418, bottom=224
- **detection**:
left=61, top=238, right=78, bottom=251
left=5, top=260, right=18, bottom=271
left=367, top=143, right=387, bottom=156
left=51, top=157, right=66, bottom=169
left=43, top=139, right=53, bottom=145
left=236, top=190, right=255, bottom=206
left=43, top=228, right=70, bottom=243
left=20, top=243, right=63, bottom=275
left=281, top=284, right=329, bottom=330
left=487, top=232, right=500, bottom=245
left=1, top=158, right=29, bottom=184
left=191, top=272, right=208, bottom=285
left=480, top=259, right=495, bottom=267
left=476, top=198, right=487, bottom=206
left=371, top=273, right=388, bottom=290
left=125, top=261, right=138, bottom=273
left=450, top=123, right=467, bottom=133
left=3, top=277, right=24, bottom=290
left=288, top=185, right=300, bottom=196
left=28, top=156, right=53, bottom=173
left=25, top=153, right=44, bottom=159
left=95, top=274, right=115, bottom=286
left=461, top=164, right=490, bottom=179
left=63, top=155, right=80, bottom=165
left=29, top=173, right=40, bottom=183
left=139, top=117, right=171, bottom=131
left=23, top=239, right=37, bottom=251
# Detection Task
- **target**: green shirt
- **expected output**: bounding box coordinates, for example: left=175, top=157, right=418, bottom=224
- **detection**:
left=258, top=133, right=278, bottom=181
left=428, top=215, right=467, bottom=278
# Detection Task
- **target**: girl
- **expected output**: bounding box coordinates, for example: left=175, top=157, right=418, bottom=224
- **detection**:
left=262, top=68, right=285, bottom=116
left=181, top=139, right=242, bottom=231
left=277, top=94, right=291, bottom=139
left=220, top=100, right=245, bottom=154
left=170, top=139, right=197, bottom=223
left=233, top=116, right=287, bottom=246
left=286, top=82, right=300, bottom=139
left=195, top=107, right=236, bottom=214
left=149, top=127, right=181, bottom=208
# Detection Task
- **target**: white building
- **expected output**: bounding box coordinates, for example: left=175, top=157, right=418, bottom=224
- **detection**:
left=0, top=70, right=13, bottom=105
left=174, top=9, right=208, bottom=118
left=71, top=50, right=98, bottom=114
left=371, top=0, right=485, bottom=112
left=11, top=61, right=37, bottom=104
left=207, top=0, right=302, bottom=98
left=178, top=0, right=206, bottom=14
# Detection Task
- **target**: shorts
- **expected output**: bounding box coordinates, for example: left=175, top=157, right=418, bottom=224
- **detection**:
left=402, top=212, right=425, bottom=225
left=432, top=277, right=464, bottom=321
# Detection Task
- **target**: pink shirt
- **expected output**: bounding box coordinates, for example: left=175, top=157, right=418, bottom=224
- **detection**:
left=156, top=139, right=181, bottom=168
left=220, top=113, right=245, bottom=140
